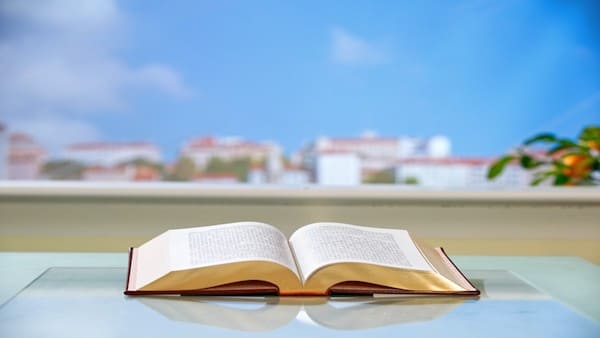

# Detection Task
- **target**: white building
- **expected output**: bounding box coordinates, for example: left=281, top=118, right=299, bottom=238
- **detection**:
left=425, top=135, right=452, bottom=158
left=316, top=152, right=361, bottom=185
left=275, top=165, right=310, bottom=185
left=247, top=165, right=267, bottom=184
left=394, top=158, right=530, bottom=188
left=247, top=164, right=311, bottom=185
left=300, top=133, right=452, bottom=184
left=8, top=133, right=46, bottom=180
left=181, top=136, right=283, bottom=180
left=307, top=134, right=451, bottom=160
left=63, top=142, right=162, bottom=166
left=312, top=135, right=401, bottom=159
left=0, top=123, right=7, bottom=179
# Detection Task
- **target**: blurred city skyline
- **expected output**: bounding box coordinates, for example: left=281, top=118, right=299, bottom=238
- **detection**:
left=3, top=125, right=534, bottom=188
left=1, top=0, right=599, bottom=160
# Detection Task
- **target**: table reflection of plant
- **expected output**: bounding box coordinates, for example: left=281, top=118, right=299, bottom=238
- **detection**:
left=488, top=125, right=600, bottom=186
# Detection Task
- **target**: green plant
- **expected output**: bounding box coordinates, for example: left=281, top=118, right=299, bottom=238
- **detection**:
left=41, top=160, right=86, bottom=180
left=487, top=125, right=600, bottom=186
left=204, top=156, right=252, bottom=182
left=168, top=156, right=197, bottom=181
left=403, top=176, right=419, bottom=185
left=364, top=169, right=395, bottom=184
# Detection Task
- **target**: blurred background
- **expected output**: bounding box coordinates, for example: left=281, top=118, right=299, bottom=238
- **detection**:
left=1, top=0, right=599, bottom=188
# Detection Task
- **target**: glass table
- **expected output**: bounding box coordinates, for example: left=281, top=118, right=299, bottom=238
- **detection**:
left=0, top=264, right=598, bottom=338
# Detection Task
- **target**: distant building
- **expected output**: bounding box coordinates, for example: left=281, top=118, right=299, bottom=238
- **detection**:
left=394, top=157, right=530, bottom=188
left=82, top=164, right=161, bottom=181
left=247, top=163, right=267, bottom=184
left=312, top=135, right=401, bottom=159
left=133, top=165, right=161, bottom=181
left=305, top=134, right=450, bottom=160
left=8, top=133, right=46, bottom=180
left=275, top=164, right=310, bottom=185
left=423, top=135, right=451, bottom=158
left=83, top=165, right=135, bottom=181
left=0, top=123, right=7, bottom=179
left=316, top=152, right=361, bottom=185
left=181, top=136, right=283, bottom=181
left=63, top=142, right=161, bottom=166
left=300, top=133, right=452, bottom=184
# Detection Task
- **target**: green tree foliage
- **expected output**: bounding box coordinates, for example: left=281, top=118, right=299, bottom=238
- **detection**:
left=364, top=169, right=395, bottom=184
left=488, top=125, right=600, bottom=186
left=403, top=176, right=419, bottom=185
left=119, top=157, right=162, bottom=170
left=204, top=156, right=253, bottom=182
left=41, top=160, right=85, bottom=180
left=169, top=156, right=196, bottom=181
left=281, top=155, right=292, bottom=167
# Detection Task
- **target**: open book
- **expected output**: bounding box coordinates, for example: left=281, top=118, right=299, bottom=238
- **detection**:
left=124, top=222, right=479, bottom=296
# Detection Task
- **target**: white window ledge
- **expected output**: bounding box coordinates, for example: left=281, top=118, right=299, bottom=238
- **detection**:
left=1, top=181, right=599, bottom=262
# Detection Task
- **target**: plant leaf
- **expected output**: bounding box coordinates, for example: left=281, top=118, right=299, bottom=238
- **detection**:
left=487, top=155, right=514, bottom=179
left=552, top=160, right=567, bottom=169
left=520, top=154, right=541, bottom=169
left=592, top=159, right=600, bottom=171
left=548, top=140, right=578, bottom=155
left=553, top=173, right=570, bottom=186
left=561, top=150, right=589, bottom=159
left=523, top=133, right=556, bottom=145
left=579, top=125, right=600, bottom=142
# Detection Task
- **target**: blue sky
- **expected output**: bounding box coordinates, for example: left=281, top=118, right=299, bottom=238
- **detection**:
left=1, top=0, right=599, bottom=159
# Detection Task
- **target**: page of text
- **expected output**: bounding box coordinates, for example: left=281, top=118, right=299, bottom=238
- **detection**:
left=289, top=223, right=432, bottom=281
left=169, top=222, right=299, bottom=277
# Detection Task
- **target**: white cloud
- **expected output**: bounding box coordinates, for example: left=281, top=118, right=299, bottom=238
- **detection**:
left=0, top=0, right=122, bottom=36
left=132, top=64, right=194, bottom=99
left=330, top=27, right=389, bottom=65
left=0, top=0, right=193, bottom=154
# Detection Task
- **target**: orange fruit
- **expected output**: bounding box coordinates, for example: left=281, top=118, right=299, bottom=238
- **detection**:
left=561, top=154, right=592, bottom=179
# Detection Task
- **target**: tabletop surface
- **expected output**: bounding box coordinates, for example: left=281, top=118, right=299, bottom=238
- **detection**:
left=0, top=253, right=598, bottom=338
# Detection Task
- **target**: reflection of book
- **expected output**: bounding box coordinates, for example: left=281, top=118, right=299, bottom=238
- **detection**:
left=137, top=296, right=301, bottom=331
left=304, top=297, right=466, bottom=330
left=125, top=222, right=479, bottom=296
left=137, top=296, right=467, bottom=331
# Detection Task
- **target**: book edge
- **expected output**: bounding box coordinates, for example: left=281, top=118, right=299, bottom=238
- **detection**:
left=437, top=247, right=480, bottom=295
left=124, top=247, right=135, bottom=295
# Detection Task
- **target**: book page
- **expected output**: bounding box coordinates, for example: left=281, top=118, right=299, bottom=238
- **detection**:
left=168, top=222, right=299, bottom=278
left=289, top=223, right=432, bottom=282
